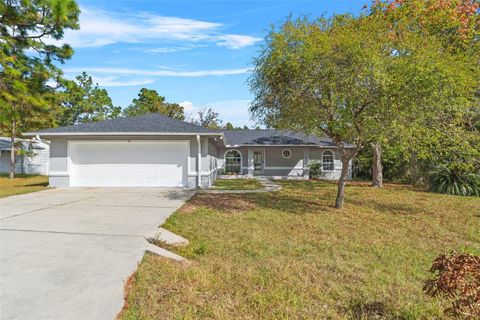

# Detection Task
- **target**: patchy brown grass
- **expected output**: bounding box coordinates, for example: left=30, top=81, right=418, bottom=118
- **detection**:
left=120, top=180, right=480, bottom=320
left=0, top=174, right=49, bottom=198
left=180, top=193, right=257, bottom=214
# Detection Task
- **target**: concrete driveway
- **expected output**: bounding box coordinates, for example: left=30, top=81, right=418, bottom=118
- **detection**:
left=0, top=188, right=194, bottom=320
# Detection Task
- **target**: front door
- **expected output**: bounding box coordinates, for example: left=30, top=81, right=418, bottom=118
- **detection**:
left=253, top=151, right=263, bottom=175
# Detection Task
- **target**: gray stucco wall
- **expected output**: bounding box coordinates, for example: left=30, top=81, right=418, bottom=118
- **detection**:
left=48, top=135, right=218, bottom=189
left=197, top=138, right=219, bottom=188
left=217, top=146, right=351, bottom=180
left=46, top=135, right=351, bottom=188
left=309, top=148, right=351, bottom=180
left=49, top=138, right=69, bottom=187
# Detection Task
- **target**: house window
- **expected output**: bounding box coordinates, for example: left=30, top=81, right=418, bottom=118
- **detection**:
left=282, top=148, right=292, bottom=159
left=224, top=149, right=242, bottom=174
left=322, top=150, right=335, bottom=171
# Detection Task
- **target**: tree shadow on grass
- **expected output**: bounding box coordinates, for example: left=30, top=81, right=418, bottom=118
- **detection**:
left=178, top=191, right=335, bottom=215
left=248, top=192, right=335, bottom=215
left=347, top=197, right=425, bottom=215
left=22, top=182, right=49, bottom=187
left=179, top=193, right=257, bottom=214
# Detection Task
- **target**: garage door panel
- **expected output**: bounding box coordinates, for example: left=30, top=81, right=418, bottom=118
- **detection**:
left=69, top=141, right=188, bottom=187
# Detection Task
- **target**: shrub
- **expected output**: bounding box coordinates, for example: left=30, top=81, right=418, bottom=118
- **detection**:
left=309, top=161, right=322, bottom=178
left=428, top=165, right=480, bottom=196
left=424, top=253, right=480, bottom=319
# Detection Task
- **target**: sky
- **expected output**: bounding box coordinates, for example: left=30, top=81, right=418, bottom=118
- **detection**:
left=61, top=0, right=366, bottom=127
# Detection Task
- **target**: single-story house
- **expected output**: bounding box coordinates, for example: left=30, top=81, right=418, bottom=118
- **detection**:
left=24, top=113, right=352, bottom=188
left=0, top=137, right=50, bottom=175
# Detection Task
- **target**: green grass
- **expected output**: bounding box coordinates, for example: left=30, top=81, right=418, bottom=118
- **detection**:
left=0, top=174, right=49, bottom=198
left=120, top=181, right=480, bottom=320
left=211, top=178, right=263, bottom=190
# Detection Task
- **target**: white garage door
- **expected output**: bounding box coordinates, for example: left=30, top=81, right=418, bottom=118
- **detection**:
left=68, top=140, right=189, bottom=187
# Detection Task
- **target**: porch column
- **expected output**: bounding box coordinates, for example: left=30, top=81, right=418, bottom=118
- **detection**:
left=197, top=135, right=201, bottom=188
left=303, top=149, right=310, bottom=178
left=247, top=148, right=254, bottom=177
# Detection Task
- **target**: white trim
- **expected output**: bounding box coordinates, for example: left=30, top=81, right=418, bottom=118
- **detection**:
left=281, top=148, right=292, bottom=159
left=264, top=166, right=304, bottom=170
left=25, top=132, right=224, bottom=137
left=269, top=176, right=309, bottom=180
left=186, top=139, right=191, bottom=174
left=224, top=149, right=242, bottom=173
left=188, top=170, right=215, bottom=176
left=49, top=171, right=69, bottom=177
left=220, top=174, right=308, bottom=180
left=66, top=139, right=190, bottom=144
left=252, top=148, right=266, bottom=175
left=232, top=144, right=345, bottom=148
left=197, top=135, right=201, bottom=188
left=321, top=149, right=335, bottom=172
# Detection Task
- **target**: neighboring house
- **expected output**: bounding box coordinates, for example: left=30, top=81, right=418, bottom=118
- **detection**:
left=0, top=137, right=50, bottom=175
left=25, top=113, right=352, bottom=188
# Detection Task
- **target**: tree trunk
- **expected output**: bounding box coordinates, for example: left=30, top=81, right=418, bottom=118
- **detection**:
left=410, top=151, right=418, bottom=186
left=9, top=119, right=15, bottom=179
left=335, top=157, right=351, bottom=209
left=371, top=142, right=383, bottom=188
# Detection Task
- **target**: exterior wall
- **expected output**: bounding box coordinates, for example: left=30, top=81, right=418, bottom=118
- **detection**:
left=48, top=135, right=219, bottom=189
left=197, top=138, right=219, bottom=188
left=47, top=135, right=352, bottom=188
left=0, top=148, right=49, bottom=175
left=263, top=147, right=307, bottom=178
left=217, top=146, right=353, bottom=180
left=49, top=138, right=69, bottom=186
left=309, top=148, right=352, bottom=180
left=216, top=146, right=248, bottom=175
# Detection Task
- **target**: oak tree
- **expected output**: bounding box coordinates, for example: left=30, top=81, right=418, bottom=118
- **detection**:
left=123, top=88, right=185, bottom=120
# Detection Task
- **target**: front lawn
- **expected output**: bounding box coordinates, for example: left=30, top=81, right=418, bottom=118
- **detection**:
left=0, top=174, right=49, bottom=198
left=211, top=178, right=263, bottom=190
left=120, top=181, right=480, bottom=320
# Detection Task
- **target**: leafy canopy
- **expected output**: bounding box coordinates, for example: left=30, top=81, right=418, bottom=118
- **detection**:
left=249, top=11, right=478, bottom=206
left=0, top=0, right=80, bottom=134
left=123, top=88, right=185, bottom=120
left=58, top=72, right=121, bottom=126
left=368, top=0, right=480, bottom=180
left=194, top=107, right=222, bottom=129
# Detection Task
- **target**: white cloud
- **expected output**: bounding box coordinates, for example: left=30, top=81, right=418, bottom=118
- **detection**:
left=143, top=44, right=207, bottom=54
left=179, top=101, right=194, bottom=111
left=144, top=47, right=192, bottom=54
left=64, top=67, right=250, bottom=77
left=58, top=7, right=262, bottom=49
left=89, top=75, right=155, bottom=87
left=216, top=35, right=262, bottom=49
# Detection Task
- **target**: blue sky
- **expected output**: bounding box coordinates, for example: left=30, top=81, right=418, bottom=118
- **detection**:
left=61, top=0, right=366, bottom=127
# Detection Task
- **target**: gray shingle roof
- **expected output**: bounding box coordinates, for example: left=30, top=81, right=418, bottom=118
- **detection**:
left=221, top=130, right=337, bottom=147
left=35, top=113, right=216, bottom=134
left=30, top=113, right=340, bottom=147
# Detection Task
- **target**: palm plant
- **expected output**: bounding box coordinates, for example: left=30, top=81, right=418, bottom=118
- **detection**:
left=428, top=165, right=480, bottom=196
